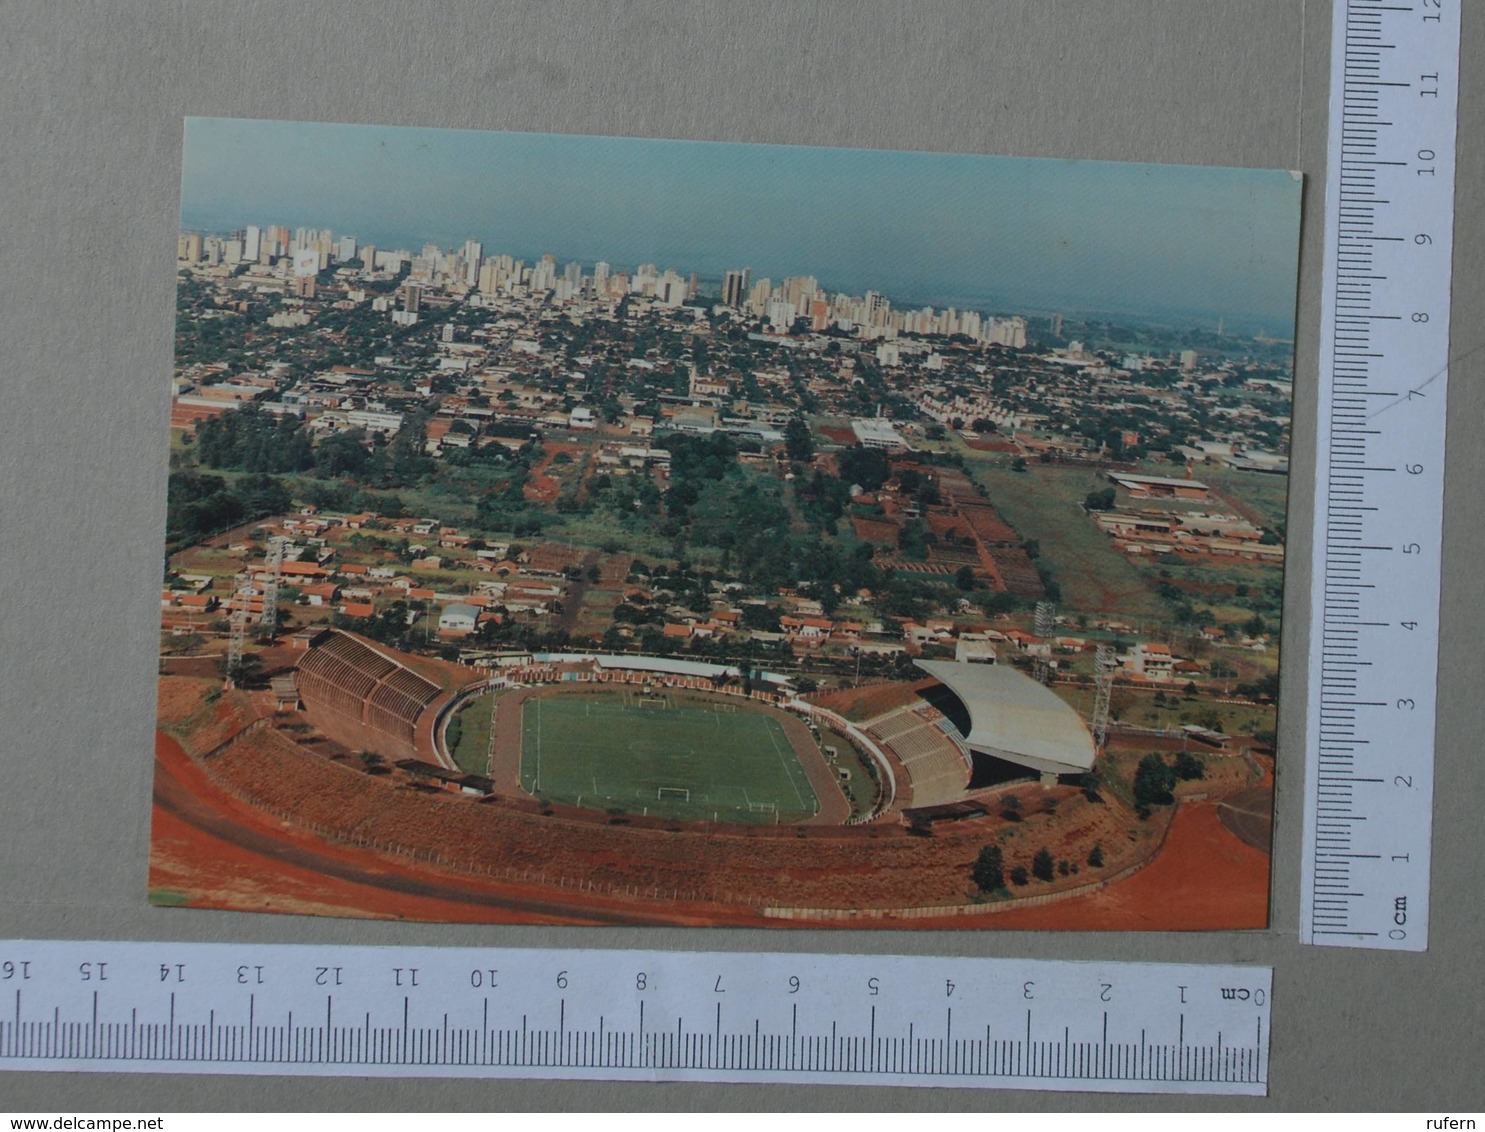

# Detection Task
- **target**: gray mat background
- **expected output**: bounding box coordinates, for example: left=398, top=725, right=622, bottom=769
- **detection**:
left=1, top=0, right=1481, bottom=1112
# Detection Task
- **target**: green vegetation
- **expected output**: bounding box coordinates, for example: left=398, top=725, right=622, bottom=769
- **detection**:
left=972, top=844, right=1006, bottom=892
left=1175, top=750, right=1206, bottom=781
left=165, top=470, right=290, bottom=548
left=964, top=458, right=1166, bottom=619
left=1032, top=846, right=1056, bottom=882
left=520, top=690, right=819, bottom=824
left=1133, top=753, right=1179, bottom=817
left=446, top=692, right=494, bottom=776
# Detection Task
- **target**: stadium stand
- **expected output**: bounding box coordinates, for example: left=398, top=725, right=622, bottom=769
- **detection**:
left=296, top=630, right=441, bottom=751
left=865, top=701, right=972, bottom=809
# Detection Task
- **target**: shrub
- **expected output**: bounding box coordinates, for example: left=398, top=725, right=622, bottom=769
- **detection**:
left=972, top=845, right=1006, bottom=893
left=1032, top=847, right=1055, bottom=882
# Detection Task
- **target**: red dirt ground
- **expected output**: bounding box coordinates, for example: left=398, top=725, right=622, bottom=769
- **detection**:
left=152, top=719, right=1269, bottom=930
left=966, top=803, right=1271, bottom=931
left=151, top=731, right=733, bottom=927
left=808, top=679, right=934, bottom=723
left=150, top=662, right=1273, bottom=932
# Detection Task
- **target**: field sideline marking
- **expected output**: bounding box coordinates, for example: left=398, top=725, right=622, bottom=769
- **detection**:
left=765, top=720, right=808, bottom=811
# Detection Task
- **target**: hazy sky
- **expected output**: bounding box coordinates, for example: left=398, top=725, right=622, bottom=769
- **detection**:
left=181, top=117, right=1303, bottom=330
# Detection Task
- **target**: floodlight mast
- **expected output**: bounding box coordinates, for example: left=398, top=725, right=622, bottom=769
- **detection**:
left=1032, top=602, right=1056, bottom=685
left=1034, top=601, right=1055, bottom=638
left=224, top=571, right=252, bottom=688
left=1091, top=644, right=1116, bottom=751
left=258, top=536, right=287, bottom=638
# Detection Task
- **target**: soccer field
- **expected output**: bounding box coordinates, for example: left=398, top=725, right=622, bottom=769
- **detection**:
left=520, top=690, right=820, bottom=823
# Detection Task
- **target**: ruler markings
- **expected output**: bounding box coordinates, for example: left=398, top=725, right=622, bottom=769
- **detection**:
left=1302, top=0, right=1458, bottom=951
left=0, top=942, right=1268, bottom=1095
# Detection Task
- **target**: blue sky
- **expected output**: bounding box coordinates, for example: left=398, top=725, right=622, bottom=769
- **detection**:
left=181, top=117, right=1303, bottom=330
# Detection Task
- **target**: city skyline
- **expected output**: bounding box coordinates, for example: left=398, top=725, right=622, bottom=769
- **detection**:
left=180, top=118, right=1304, bottom=331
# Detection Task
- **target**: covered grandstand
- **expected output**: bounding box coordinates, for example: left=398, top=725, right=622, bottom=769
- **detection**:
left=295, top=630, right=444, bottom=758
left=912, top=659, right=1096, bottom=777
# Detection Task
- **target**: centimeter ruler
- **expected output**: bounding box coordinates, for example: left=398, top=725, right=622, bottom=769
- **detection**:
left=1302, top=0, right=1462, bottom=950
left=0, top=941, right=1272, bottom=1096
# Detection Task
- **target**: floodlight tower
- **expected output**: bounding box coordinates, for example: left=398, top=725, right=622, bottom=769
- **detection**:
left=1034, top=601, right=1055, bottom=638
left=224, top=572, right=253, bottom=687
left=258, top=536, right=287, bottom=638
left=1033, top=601, right=1056, bottom=684
left=1091, top=644, right=1116, bottom=751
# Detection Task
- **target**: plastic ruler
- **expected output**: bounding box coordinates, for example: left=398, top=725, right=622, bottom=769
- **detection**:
left=0, top=941, right=1271, bottom=1095
left=1301, top=0, right=1461, bottom=949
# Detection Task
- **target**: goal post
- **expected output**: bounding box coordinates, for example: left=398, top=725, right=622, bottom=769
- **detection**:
left=657, top=786, right=690, bottom=802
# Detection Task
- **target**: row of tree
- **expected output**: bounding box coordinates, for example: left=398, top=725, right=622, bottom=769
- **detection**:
left=972, top=842, right=1104, bottom=894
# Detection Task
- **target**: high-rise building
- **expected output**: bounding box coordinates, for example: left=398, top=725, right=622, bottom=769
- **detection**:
left=336, top=235, right=357, bottom=263
left=243, top=225, right=262, bottom=263
left=529, top=258, right=557, bottom=293
left=399, top=283, right=422, bottom=313
left=747, top=278, right=771, bottom=317
left=359, top=243, right=375, bottom=271
left=182, top=232, right=202, bottom=263
left=765, top=297, right=796, bottom=330
left=810, top=298, right=831, bottom=332
left=462, top=239, right=483, bottom=286
left=657, top=270, right=688, bottom=307
left=987, top=316, right=1027, bottom=349
left=722, top=269, right=748, bottom=308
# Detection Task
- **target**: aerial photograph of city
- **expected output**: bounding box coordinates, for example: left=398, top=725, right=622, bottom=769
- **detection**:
left=150, top=117, right=1301, bottom=929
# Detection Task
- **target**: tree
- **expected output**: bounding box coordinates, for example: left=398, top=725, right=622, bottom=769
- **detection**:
left=783, top=417, right=814, bottom=463
left=837, top=444, right=890, bottom=491
left=954, top=565, right=977, bottom=591
left=1077, top=766, right=1105, bottom=803
left=972, top=845, right=1005, bottom=893
left=1088, top=843, right=1105, bottom=868
left=1175, top=751, right=1206, bottom=781
left=1083, top=487, right=1117, bottom=511
left=1133, top=753, right=1178, bottom=816
left=1009, top=866, right=1030, bottom=887
left=1032, top=847, right=1056, bottom=883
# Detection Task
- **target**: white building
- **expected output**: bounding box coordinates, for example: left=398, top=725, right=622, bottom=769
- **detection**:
left=851, top=418, right=909, bottom=452
left=438, top=603, right=480, bottom=635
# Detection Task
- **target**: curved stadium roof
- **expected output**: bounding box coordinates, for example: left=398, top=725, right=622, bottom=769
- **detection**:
left=914, top=659, right=1097, bottom=776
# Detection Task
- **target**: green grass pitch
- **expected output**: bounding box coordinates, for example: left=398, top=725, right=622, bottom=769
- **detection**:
left=520, top=689, right=820, bottom=823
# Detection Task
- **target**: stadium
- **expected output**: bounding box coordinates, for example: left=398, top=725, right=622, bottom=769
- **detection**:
left=286, top=628, right=1096, bottom=828
left=150, top=626, right=1272, bottom=928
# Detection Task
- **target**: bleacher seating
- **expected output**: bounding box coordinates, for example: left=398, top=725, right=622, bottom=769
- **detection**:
left=296, top=630, right=441, bottom=746
left=866, top=703, right=972, bottom=809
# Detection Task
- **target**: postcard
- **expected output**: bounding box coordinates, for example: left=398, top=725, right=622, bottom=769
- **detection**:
left=151, top=118, right=1299, bottom=928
